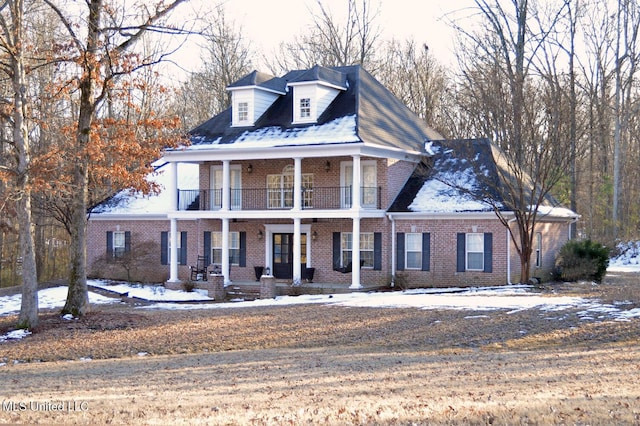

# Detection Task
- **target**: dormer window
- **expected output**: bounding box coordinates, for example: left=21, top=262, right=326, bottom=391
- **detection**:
left=237, top=102, right=249, bottom=122
left=300, top=98, right=311, bottom=118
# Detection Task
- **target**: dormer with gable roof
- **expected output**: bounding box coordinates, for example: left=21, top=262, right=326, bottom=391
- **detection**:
left=287, top=65, right=348, bottom=124
left=226, top=70, right=287, bottom=127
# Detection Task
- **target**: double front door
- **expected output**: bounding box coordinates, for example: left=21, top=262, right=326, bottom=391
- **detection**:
left=272, top=233, right=307, bottom=279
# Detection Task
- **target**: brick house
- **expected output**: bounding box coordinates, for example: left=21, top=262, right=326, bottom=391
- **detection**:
left=87, top=65, right=577, bottom=288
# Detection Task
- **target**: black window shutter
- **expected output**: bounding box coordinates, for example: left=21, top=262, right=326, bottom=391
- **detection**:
left=180, top=232, right=188, bottom=265
left=203, top=231, right=211, bottom=265
left=396, top=233, right=405, bottom=271
left=160, top=232, right=168, bottom=265
left=124, top=231, right=131, bottom=253
left=484, top=232, right=493, bottom=273
left=239, top=231, right=246, bottom=267
left=332, top=232, right=341, bottom=269
left=422, top=232, right=431, bottom=271
left=106, top=231, right=113, bottom=258
left=373, top=232, right=382, bottom=270
left=456, top=233, right=466, bottom=272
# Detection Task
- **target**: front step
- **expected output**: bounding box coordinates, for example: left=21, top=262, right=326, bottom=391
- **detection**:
left=225, top=285, right=261, bottom=301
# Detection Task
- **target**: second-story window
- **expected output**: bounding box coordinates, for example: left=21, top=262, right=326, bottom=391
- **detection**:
left=238, top=102, right=249, bottom=122
left=300, top=98, right=311, bottom=118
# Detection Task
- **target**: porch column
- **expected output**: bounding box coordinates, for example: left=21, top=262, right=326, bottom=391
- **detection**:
left=221, top=160, right=230, bottom=211
left=168, top=218, right=179, bottom=282
left=222, top=217, right=231, bottom=285
left=350, top=217, right=362, bottom=289
left=167, top=162, right=179, bottom=283
left=351, top=155, right=361, bottom=210
left=293, top=157, right=302, bottom=210
left=293, top=218, right=302, bottom=285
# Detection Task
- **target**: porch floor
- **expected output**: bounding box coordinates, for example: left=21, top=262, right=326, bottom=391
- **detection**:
left=227, top=279, right=388, bottom=297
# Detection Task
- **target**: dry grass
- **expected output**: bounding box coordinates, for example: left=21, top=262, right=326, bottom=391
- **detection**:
left=1, top=275, right=640, bottom=425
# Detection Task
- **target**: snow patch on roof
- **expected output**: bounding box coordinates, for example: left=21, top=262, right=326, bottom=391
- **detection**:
left=536, top=205, right=579, bottom=218
left=92, top=162, right=199, bottom=215
left=189, top=115, right=359, bottom=150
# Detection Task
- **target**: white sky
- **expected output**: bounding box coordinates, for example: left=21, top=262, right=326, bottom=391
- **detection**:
left=171, top=0, right=478, bottom=75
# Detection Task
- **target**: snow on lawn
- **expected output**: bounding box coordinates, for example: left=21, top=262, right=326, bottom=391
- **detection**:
left=608, top=241, right=640, bottom=272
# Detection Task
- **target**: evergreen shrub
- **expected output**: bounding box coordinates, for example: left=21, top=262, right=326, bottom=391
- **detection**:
left=555, top=239, right=609, bottom=283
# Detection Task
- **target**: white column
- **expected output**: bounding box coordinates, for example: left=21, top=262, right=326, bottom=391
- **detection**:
left=351, top=155, right=361, bottom=210
left=293, top=218, right=302, bottom=285
left=350, top=217, right=362, bottom=289
left=168, top=218, right=179, bottom=282
left=222, top=218, right=230, bottom=285
left=222, top=160, right=230, bottom=211
left=168, top=161, right=178, bottom=211
left=293, top=157, right=302, bottom=210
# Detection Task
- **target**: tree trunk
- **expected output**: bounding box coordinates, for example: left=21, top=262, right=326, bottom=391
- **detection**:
left=62, top=0, right=101, bottom=316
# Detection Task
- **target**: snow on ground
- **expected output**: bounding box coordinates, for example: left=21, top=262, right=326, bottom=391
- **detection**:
left=2, top=245, right=640, bottom=344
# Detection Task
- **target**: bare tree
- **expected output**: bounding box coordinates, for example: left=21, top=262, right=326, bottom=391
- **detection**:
left=453, top=0, right=575, bottom=283
left=266, top=0, right=381, bottom=75
left=173, top=4, right=252, bottom=130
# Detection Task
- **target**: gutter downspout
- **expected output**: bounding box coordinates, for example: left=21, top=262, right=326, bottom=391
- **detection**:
left=507, top=217, right=517, bottom=285
left=390, top=215, right=396, bottom=287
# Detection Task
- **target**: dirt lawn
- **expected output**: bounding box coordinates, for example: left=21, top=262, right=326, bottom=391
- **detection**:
left=1, top=274, right=640, bottom=425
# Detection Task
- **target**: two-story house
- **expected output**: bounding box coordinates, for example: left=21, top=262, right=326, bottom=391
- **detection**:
left=87, top=65, right=577, bottom=290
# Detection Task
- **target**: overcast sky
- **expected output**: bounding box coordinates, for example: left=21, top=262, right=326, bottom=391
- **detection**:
left=170, top=0, right=479, bottom=76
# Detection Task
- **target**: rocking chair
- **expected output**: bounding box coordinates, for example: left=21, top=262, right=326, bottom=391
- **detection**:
left=190, top=255, right=208, bottom=281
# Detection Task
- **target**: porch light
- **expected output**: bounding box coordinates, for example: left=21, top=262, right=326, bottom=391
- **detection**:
left=312, top=231, right=318, bottom=241
left=325, top=160, right=331, bottom=172
left=247, top=164, right=253, bottom=173
left=257, top=229, right=263, bottom=240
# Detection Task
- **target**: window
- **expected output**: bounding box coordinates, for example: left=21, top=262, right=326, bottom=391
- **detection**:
left=212, top=232, right=240, bottom=265
left=405, top=233, right=422, bottom=269
left=107, top=231, right=130, bottom=259
left=466, top=233, right=484, bottom=271
left=341, top=232, right=374, bottom=268
left=237, top=102, right=249, bottom=122
left=300, top=98, right=311, bottom=118
left=113, top=231, right=126, bottom=258
left=535, top=232, right=542, bottom=267
left=267, top=166, right=313, bottom=209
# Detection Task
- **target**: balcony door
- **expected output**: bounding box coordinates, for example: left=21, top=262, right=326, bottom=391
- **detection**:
left=272, top=233, right=307, bottom=279
left=267, top=165, right=314, bottom=209
left=211, top=165, right=242, bottom=209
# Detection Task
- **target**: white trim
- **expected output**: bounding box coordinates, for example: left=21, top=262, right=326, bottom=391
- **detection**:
left=263, top=224, right=312, bottom=274
left=226, top=85, right=286, bottom=95
left=287, top=80, right=347, bottom=91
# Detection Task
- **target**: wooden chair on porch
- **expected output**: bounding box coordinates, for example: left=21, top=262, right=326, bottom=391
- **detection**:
left=190, top=255, right=208, bottom=281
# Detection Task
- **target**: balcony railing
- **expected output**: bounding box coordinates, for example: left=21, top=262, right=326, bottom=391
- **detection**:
left=177, top=187, right=382, bottom=211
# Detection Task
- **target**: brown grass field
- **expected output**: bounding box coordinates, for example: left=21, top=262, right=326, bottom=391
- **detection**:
left=1, top=273, right=639, bottom=425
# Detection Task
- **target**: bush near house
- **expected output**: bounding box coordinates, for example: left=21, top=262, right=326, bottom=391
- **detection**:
left=555, top=239, right=609, bottom=283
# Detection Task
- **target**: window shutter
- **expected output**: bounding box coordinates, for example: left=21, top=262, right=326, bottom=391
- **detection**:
left=106, top=231, right=113, bottom=258
left=203, top=231, right=211, bottom=265
left=373, top=232, right=382, bottom=270
left=124, top=231, right=131, bottom=253
left=160, top=232, right=168, bottom=265
left=422, top=232, right=431, bottom=271
left=483, top=233, right=493, bottom=273
left=396, top=233, right=405, bottom=271
left=239, top=231, right=246, bottom=267
left=456, top=233, right=466, bottom=272
left=180, top=232, right=188, bottom=266
left=332, top=232, right=341, bottom=269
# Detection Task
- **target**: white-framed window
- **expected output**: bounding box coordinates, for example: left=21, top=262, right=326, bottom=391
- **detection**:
left=211, top=232, right=240, bottom=265
left=300, top=98, right=311, bottom=118
left=341, top=232, right=374, bottom=268
left=211, top=165, right=242, bottom=209
left=466, top=233, right=484, bottom=271
left=112, top=231, right=126, bottom=258
left=267, top=165, right=313, bottom=209
left=237, top=101, right=249, bottom=122
left=168, top=234, right=181, bottom=264
left=341, top=160, right=377, bottom=208
left=405, top=233, right=422, bottom=269
left=535, top=232, right=542, bottom=267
